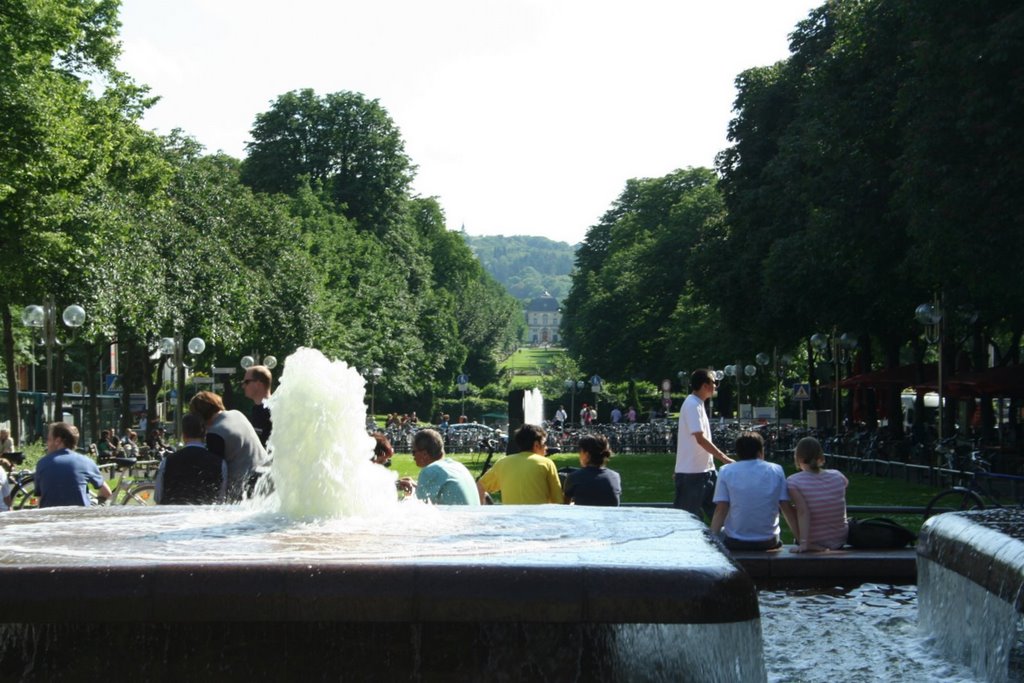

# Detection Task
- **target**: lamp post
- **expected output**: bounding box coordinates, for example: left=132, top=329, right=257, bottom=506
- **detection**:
left=810, top=329, right=858, bottom=435
left=456, top=373, right=468, bottom=419
left=22, top=298, right=86, bottom=426
left=364, top=366, right=383, bottom=419
left=757, top=349, right=793, bottom=438
left=590, top=375, right=603, bottom=422
left=160, top=334, right=206, bottom=441
left=916, top=300, right=944, bottom=441
left=723, top=361, right=758, bottom=424
left=564, top=379, right=584, bottom=426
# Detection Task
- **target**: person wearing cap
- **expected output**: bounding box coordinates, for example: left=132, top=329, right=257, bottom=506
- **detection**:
left=674, top=369, right=734, bottom=522
left=398, top=429, right=478, bottom=505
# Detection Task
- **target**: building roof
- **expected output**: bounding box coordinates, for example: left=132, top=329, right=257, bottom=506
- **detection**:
left=526, top=291, right=559, bottom=312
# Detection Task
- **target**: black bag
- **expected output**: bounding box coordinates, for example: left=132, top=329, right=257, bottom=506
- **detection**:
left=846, top=517, right=916, bottom=549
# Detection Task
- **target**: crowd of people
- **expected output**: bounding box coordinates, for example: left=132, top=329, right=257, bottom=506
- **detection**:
left=10, top=365, right=850, bottom=551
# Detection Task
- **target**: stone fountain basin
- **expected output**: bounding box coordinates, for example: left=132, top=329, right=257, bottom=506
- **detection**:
left=918, top=508, right=1024, bottom=611
left=0, top=504, right=758, bottom=624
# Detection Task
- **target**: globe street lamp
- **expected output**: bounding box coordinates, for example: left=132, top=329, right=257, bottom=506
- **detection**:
left=22, top=298, right=86, bottom=426
left=723, top=361, right=758, bottom=423
left=916, top=300, right=944, bottom=440
left=240, top=354, right=278, bottom=371
left=160, top=335, right=205, bottom=440
left=810, top=329, right=858, bottom=434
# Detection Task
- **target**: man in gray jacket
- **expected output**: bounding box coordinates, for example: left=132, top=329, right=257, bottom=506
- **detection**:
left=189, top=391, right=268, bottom=501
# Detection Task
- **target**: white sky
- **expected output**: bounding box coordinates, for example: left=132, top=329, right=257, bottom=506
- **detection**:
left=116, top=0, right=817, bottom=245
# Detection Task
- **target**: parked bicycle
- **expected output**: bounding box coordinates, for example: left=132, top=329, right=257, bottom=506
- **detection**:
left=923, top=465, right=1024, bottom=520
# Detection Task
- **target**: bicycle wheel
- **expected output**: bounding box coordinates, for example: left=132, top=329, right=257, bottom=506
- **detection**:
left=10, top=477, right=39, bottom=510
left=924, top=487, right=985, bottom=520
left=122, top=483, right=157, bottom=506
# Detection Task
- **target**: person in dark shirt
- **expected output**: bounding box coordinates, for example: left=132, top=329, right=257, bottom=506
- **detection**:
left=242, top=365, right=273, bottom=449
left=564, top=434, right=621, bottom=507
left=155, top=413, right=226, bottom=504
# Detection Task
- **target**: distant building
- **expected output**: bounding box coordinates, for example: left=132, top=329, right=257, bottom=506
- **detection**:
left=526, top=292, right=560, bottom=345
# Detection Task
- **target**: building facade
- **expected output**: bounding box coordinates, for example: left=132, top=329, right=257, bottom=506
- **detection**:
left=525, top=292, right=560, bottom=345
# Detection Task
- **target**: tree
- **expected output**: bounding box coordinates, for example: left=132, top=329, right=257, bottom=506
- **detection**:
left=0, top=0, right=152, bottom=442
left=241, top=89, right=414, bottom=233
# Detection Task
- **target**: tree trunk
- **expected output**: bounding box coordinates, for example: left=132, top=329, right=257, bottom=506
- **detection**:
left=2, top=305, right=20, bottom=445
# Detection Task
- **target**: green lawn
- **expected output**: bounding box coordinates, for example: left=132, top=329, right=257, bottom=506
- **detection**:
left=499, top=348, right=564, bottom=372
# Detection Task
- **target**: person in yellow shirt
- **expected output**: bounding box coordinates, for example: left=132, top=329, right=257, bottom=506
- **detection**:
left=477, top=424, right=562, bottom=504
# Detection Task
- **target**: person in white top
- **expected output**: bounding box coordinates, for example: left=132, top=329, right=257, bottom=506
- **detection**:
left=674, top=369, right=734, bottom=521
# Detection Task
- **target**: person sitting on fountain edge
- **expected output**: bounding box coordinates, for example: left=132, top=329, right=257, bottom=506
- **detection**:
left=189, top=391, right=268, bottom=502
left=398, top=428, right=479, bottom=505
left=34, top=422, right=113, bottom=508
left=155, top=412, right=227, bottom=505
left=477, top=424, right=562, bottom=504
left=710, top=431, right=790, bottom=551
left=242, top=364, right=273, bottom=449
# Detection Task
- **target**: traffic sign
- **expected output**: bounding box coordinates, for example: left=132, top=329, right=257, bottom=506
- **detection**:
left=792, top=383, right=811, bottom=401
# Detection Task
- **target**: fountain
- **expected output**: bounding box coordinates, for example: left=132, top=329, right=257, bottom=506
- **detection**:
left=917, top=508, right=1024, bottom=681
left=0, top=348, right=765, bottom=681
left=523, top=387, right=544, bottom=426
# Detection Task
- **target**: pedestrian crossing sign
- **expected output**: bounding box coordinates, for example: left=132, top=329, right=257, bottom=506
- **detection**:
left=792, top=383, right=811, bottom=401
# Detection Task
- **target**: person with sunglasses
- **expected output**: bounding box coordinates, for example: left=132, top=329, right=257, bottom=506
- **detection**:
left=242, top=365, right=273, bottom=449
left=674, top=369, right=734, bottom=522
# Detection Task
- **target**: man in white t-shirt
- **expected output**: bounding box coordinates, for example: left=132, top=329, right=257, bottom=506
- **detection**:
left=674, top=369, right=733, bottom=521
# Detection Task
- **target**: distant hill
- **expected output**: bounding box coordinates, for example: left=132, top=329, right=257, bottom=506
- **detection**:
left=462, top=234, right=577, bottom=303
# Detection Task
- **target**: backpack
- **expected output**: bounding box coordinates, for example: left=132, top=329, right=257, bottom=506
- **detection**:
left=846, top=517, right=916, bottom=549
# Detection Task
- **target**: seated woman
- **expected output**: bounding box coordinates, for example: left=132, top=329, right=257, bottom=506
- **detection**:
left=564, top=434, right=621, bottom=506
left=783, top=437, right=848, bottom=553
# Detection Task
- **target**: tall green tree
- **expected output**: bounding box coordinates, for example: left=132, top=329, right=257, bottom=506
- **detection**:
left=0, top=0, right=152, bottom=442
left=241, top=89, right=414, bottom=233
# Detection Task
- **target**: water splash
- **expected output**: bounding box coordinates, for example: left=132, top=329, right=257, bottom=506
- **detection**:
left=256, top=347, right=398, bottom=519
left=523, top=387, right=544, bottom=426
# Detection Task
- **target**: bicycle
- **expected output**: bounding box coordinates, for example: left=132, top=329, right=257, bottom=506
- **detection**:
left=99, top=457, right=159, bottom=505
left=923, top=463, right=1024, bottom=520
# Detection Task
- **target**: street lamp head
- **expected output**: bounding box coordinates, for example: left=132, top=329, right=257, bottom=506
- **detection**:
left=744, top=364, right=757, bottom=377
left=724, top=364, right=736, bottom=377
left=371, top=366, right=383, bottom=379
left=21, top=305, right=44, bottom=328
left=264, top=355, right=278, bottom=370
left=240, top=355, right=255, bottom=369
left=159, top=337, right=177, bottom=356
left=839, top=332, right=858, bottom=351
left=810, top=333, right=829, bottom=352
left=780, top=354, right=793, bottom=368
left=713, top=370, right=724, bottom=382
left=755, top=352, right=770, bottom=367
left=187, top=337, right=206, bottom=355
left=915, top=303, right=941, bottom=326
left=62, top=305, right=86, bottom=328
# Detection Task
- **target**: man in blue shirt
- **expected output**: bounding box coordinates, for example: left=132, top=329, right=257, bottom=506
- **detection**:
left=35, top=422, right=112, bottom=508
left=398, top=429, right=479, bottom=505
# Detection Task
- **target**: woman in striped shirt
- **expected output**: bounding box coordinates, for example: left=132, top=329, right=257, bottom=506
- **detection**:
left=786, top=437, right=848, bottom=552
